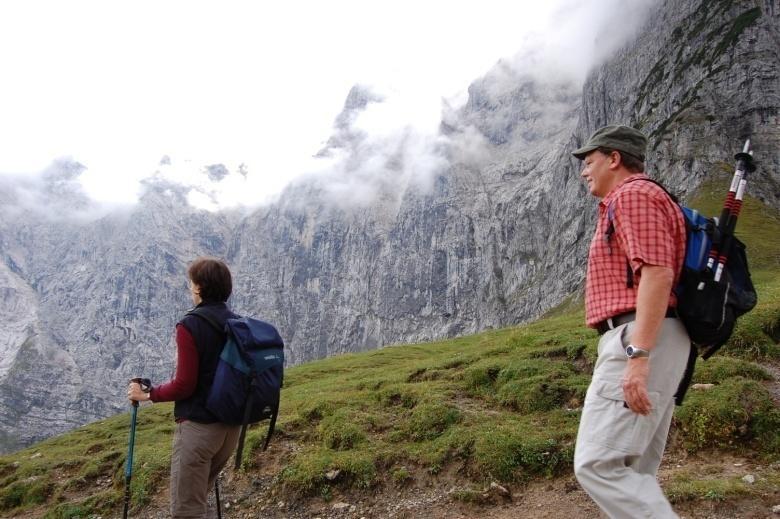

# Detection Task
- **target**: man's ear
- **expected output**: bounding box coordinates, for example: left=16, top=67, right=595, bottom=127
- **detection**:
left=608, top=150, right=622, bottom=170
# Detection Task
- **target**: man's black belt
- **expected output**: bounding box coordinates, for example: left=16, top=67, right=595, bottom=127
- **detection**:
left=596, top=308, right=678, bottom=335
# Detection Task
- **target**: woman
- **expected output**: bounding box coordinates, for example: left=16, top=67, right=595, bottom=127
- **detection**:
left=127, top=257, right=241, bottom=518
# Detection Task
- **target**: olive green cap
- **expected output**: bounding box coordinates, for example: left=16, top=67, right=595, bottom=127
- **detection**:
left=572, top=125, right=648, bottom=162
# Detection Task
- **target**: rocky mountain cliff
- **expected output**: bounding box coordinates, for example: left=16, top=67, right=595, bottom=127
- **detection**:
left=0, top=0, right=777, bottom=452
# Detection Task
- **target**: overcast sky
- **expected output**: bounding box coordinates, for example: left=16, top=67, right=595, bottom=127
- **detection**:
left=0, top=1, right=656, bottom=211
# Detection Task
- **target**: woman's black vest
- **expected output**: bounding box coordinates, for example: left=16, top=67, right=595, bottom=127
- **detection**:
left=174, top=301, right=238, bottom=423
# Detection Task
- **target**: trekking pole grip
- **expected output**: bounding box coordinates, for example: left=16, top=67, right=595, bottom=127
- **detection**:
left=129, top=377, right=152, bottom=407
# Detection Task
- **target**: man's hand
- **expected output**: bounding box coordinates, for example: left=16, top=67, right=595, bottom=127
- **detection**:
left=622, top=358, right=651, bottom=415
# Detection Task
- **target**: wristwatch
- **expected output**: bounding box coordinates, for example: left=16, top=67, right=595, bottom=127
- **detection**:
left=625, top=344, right=650, bottom=359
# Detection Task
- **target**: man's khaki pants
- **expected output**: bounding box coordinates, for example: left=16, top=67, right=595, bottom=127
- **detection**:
left=170, top=421, right=241, bottom=518
left=574, top=318, right=690, bottom=519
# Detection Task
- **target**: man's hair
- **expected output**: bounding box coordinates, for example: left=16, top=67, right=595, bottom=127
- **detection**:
left=597, top=146, right=645, bottom=173
left=188, top=257, right=232, bottom=303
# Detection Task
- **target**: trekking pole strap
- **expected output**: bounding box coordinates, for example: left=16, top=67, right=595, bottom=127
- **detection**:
left=263, top=405, right=278, bottom=451
left=674, top=342, right=698, bottom=406
left=233, top=379, right=256, bottom=470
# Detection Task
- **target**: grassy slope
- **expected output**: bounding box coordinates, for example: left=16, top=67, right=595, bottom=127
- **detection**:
left=1, top=187, right=779, bottom=518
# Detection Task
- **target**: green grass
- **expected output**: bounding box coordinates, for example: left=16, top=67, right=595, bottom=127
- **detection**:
left=666, top=465, right=780, bottom=504
left=0, top=404, right=175, bottom=517
left=0, top=186, right=778, bottom=515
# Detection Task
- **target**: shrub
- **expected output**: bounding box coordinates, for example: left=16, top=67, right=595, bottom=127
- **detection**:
left=391, top=466, right=412, bottom=485
left=496, top=379, right=573, bottom=414
left=691, top=356, right=770, bottom=384
left=319, top=411, right=366, bottom=450
left=471, top=425, right=571, bottom=482
left=0, top=475, right=54, bottom=510
left=401, top=403, right=462, bottom=442
left=280, top=449, right=377, bottom=493
left=463, top=364, right=503, bottom=392
left=675, top=378, right=779, bottom=453
left=374, top=386, right=418, bottom=408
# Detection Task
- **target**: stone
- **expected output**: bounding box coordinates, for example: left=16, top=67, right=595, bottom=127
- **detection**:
left=490, top=482, right=510, bottom=496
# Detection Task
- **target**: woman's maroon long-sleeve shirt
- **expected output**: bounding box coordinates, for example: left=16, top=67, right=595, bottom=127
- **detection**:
left=148, top=324, right=199, bottom=402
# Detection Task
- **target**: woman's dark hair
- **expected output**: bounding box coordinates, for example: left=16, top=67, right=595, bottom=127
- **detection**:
left=598, top=147, right=645, bottom=173
left=188, top=257, right=232, bottom=303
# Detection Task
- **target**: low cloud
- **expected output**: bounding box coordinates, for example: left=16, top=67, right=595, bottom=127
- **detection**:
left=507, top=0, right=660, bottom=86
left=305, top=84, right=449, bottom=209
left=0, top=0, right=659, bottom=217
left=0, top=158, right=118, bottom=222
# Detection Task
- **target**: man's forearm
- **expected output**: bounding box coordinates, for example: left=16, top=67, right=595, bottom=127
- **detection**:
left=631, top=265, right=675, bottom=351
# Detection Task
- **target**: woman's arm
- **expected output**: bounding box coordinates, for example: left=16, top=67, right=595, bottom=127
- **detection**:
left=145, top=324, right=199, bottom=402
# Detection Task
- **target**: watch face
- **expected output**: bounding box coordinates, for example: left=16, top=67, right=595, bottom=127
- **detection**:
left=625, top=345, right=648, bottom=358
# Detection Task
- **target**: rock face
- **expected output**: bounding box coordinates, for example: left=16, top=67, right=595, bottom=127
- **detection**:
left=0, top=0, right=778, bottom=452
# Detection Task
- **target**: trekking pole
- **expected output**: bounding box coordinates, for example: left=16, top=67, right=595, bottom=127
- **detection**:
left=123, top=378, right=151, bottom=519
left=703, top=140, right=748, bottom=271
left=713, top=140, right=755, bottom=283
left=215, top=477, right=222, bottom=519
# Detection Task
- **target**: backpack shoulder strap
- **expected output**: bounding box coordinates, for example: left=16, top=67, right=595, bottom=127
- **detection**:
left=185, top=307, right=225, bottom=334
left=632, top=176, right=679, bottom=204
left=605, top=176, right=681, bottom=289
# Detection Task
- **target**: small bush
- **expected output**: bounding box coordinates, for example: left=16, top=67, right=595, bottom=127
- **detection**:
left=496, top=359, right=555, bottom=383
left=43, top=490, right=119, bottom=519
left=725, top=298, right=780, bottom=359
left=471, top=426, right=571, bottom=482
left=496, top=379, right=573, bottom=413
left=0, top=475, right=54, bottom=510
left=402, top=425, right=474, bottom=473
left=374, top=386, right=418, bottom=408
left=298, top=400, right=336, bottom=423
left=451, top=487, right=490, bottom=504
left=692, top=356, right=770, bottom=384
left=675, top=378, right=779, bottom=453
left=401, top=403, right=461, bottom=442
left=391, top=466, right=412, bottom=485
left=319, top=411, right=366, bottom=450
left=280, top=449, right=377, bottom=493
left=0, top=480, right=24, bottom=510
left=23, top=477, right=52, bottom=506
left=665, top=475, right=751, bottom=504
left=463, top=364, right=503, bottom=391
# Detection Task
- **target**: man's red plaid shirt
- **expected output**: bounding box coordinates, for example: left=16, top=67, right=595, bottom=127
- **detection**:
left=585, top=174, right=686, bottom=327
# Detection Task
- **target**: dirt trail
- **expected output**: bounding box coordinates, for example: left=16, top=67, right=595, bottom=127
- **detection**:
left=123, top=451, right=778, bottom=519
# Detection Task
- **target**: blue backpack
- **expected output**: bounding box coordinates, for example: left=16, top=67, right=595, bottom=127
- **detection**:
left=188, top=308, right=284, bottom=469
left=606, top=178, right=757, bottom=402
left=673, top=204, right=756, bottom=353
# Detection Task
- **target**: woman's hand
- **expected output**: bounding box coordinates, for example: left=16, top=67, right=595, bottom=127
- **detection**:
left=127, top=381, right=151, bottom=403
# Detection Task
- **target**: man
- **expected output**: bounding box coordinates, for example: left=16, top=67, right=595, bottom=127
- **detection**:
left=572, top=125, right=690, bottom=518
